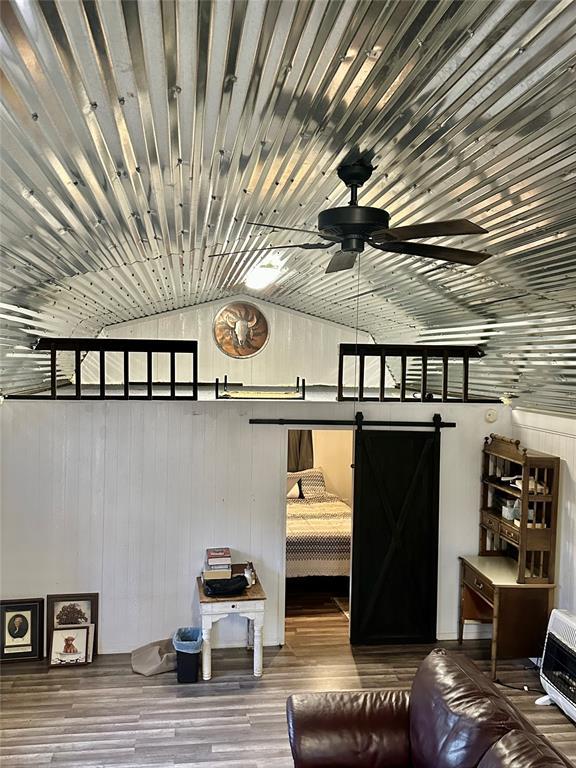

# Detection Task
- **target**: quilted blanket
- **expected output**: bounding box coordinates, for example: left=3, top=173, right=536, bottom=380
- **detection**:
left=286, top=494, right=352, bottom=578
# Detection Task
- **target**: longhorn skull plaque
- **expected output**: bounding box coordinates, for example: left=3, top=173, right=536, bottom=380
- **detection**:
left=213, top=302, right=269, bottom=358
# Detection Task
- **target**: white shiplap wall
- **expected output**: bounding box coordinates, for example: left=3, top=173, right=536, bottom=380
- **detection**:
left=511, top=410, right=576, bottom=614
left=81, top=296, right=378, bottom=387
left=0, top=399, right=511, bottom=653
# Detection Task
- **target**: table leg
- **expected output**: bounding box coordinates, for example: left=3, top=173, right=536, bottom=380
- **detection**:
left=253, top=616, right=263, bottom=677
left=457, top=561, right=464, bottom=645
left=202, top=621, right=212, bottom=681
left=246, top=618, right=254, bottom=650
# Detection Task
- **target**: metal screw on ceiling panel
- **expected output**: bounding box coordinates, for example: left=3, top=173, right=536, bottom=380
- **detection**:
left=90, top=102, right=98, bottom=110
left=31, top=112, right=38, bottom=121
left=118, top=97, right=126, bottom=105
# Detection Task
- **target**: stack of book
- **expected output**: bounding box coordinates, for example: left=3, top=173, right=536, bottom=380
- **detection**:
left=203, top=547, right=232, bottom=580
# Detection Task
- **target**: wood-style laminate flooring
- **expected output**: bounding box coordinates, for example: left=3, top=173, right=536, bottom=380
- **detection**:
left=1, top=594, right=575, bottom=767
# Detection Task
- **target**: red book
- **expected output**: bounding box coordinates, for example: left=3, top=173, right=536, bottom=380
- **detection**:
left=206, top=547, right=232, bottom=565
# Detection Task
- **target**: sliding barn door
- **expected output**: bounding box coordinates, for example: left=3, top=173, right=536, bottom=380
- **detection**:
left=350, top=430, right=440, bottom=645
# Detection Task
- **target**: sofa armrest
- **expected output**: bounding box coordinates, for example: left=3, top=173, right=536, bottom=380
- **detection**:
left=286, top=689, right=411, bottom=768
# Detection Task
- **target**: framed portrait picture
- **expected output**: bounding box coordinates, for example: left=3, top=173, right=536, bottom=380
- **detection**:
left=49, top=625, right=90, bottom=667
left=0, top=598, right=44, bottom=662
left=47, top=593, right=99, bottom=657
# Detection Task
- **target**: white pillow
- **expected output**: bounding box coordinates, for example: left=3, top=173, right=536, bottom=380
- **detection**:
left=287, top=481, right=300, bottom=499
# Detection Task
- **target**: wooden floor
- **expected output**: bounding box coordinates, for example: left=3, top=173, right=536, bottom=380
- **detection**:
left=1, top=594, right=575, bottom=767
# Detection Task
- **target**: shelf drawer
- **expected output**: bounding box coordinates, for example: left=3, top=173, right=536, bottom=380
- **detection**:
left=500, top=522, right=520, bottom=546
left=482, top=511, right=500, bottom=534
left=201, top=599, right=264, bottom=616
left=463, top=563, right=494, bottom=604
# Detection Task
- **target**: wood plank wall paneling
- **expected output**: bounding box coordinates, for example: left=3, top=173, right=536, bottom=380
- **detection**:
left=511, top=410, right=576, bottom=614
left=80, top=297, right=381, bottom=388
left=0, top=400, right=521, bottom=653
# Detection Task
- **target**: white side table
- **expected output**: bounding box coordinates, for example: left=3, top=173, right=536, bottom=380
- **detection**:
left=196, top=566, right=266, bottom=680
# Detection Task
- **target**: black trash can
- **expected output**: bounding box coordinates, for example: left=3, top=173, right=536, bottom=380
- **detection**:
left=172, top=627, right=202, bottom=683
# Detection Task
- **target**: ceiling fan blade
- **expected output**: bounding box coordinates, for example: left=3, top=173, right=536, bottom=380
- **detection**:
left=372, top=219, right=488, bottom=241
left=369, top=240, right=492, bottom=266
left=325, top=251, right=357, bottom=274
left=208, top=242, right=332, bottom=258
left=247, top=221, right=339, bottom=241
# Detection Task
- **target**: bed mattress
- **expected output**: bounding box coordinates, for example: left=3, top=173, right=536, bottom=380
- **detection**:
left=286, top=494, right=352, bottom=578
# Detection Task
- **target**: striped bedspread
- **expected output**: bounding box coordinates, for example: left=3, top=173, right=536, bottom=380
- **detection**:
left=286, top=494, right=352, bottom=578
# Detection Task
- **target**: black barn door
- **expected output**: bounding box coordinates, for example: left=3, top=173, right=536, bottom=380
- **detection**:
left=350, top=430, right=440, bottom=645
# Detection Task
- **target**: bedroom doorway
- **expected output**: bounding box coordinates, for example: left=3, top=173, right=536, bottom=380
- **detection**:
left=285, top=429, right=354, bottom=624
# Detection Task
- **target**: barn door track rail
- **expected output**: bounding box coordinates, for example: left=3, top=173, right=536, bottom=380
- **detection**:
left=249, top=413, right=456, bottom=430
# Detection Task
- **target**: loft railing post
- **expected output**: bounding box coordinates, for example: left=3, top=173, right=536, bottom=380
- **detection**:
left=192, top=346, right=198, bottom=400
left=463, top=352, right=470, bottom=402
left=379, top=354, right=386, bottom=401
left=99, top=350, right=106, bottom=398
left=337, top=347, right=344, bottom=401
left=170, top=352, right=176, bottom=399
left=421, top=352, right=428, bottom=402
left=50, top=344, right=57, bottom=398
left=442, top=351, right=449, bottom=402
left=400, top=355, right=407, bottom=401
left=75, top=348, right=81, bottom=398
left=358, top=353, right=365, bottom=401
left=146, top=351, right=153, bottom=399
left=123, top=350, right=129, bottom=398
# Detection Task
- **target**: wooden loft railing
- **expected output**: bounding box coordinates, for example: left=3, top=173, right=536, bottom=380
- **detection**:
left=8, top=337, right=199, bottom=400
left=337, top=343, right=499, bottom=403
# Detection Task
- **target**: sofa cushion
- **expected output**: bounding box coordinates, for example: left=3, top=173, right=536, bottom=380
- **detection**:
left=478, top=730, right=572, bottom=768
left=410, top=649, right=535, bottom=768
left=287, top=690, right=411, bottom=768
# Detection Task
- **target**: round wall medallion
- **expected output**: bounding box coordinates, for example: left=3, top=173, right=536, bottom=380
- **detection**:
left=213, top=302, right=269, bottom=358
left=484, top=408, right=498, bottom=424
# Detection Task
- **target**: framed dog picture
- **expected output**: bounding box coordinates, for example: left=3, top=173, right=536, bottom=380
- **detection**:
left=47, top=593, right=99, bottom=657
left=49, top=625, right=90, bottom=667
left=0, top=598, right=44, bottom=662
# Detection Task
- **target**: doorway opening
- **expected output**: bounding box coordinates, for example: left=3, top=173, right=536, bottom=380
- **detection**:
left=284, top=429, right=354, bottom=625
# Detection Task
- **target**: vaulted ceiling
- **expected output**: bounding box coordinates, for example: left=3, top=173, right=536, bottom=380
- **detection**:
left=1, top=0, right=575, bottom=411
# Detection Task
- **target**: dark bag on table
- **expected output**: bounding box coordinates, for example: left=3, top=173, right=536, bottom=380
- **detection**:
left=203, top=575, right=248, bottom=597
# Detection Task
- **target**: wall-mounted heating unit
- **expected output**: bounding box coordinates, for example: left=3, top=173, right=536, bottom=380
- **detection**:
left=535, top=609, right=576, bottom=722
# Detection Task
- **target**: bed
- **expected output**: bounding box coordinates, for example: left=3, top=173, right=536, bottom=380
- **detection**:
left=286, top=468, right=352, bottom=578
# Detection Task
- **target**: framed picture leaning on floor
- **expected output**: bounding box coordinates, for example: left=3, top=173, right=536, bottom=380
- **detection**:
left=47, top=593, right=99, bottom=657
left=0, top=598, right=44, bottom=662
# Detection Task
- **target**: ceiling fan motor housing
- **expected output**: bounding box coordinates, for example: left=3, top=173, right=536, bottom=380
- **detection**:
left=318, top=206, right=390, bottom=252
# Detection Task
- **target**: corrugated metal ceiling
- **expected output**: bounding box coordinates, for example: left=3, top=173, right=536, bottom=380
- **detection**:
left=1, top=0, right=575, bottom=411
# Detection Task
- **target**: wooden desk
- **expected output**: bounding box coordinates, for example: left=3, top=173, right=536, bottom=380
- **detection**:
left=458, top=555, right=554, bottom=679
left=196, top=565, right=266, bottom=681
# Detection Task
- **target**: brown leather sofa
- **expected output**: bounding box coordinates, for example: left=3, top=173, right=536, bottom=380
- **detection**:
left=286, top=648, right=572, bottom=767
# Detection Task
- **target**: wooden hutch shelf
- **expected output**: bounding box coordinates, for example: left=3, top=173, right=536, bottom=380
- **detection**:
left=480, top=433, right=560, bottom=584
left=459, top=434, right=560, bottom=678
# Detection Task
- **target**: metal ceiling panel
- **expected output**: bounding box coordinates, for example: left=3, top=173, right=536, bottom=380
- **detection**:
left=1, top=0, right=575, bottom=411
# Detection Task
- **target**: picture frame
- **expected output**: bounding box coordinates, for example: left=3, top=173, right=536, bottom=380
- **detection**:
left=49, top=625, right=90, bottom=667
left=46, top=593, right=99, bottom=657
left=0, top=598, right=44, bottom=662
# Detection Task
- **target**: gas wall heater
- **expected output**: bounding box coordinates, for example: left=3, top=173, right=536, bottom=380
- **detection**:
left=536, top=609, right=576, bottom=722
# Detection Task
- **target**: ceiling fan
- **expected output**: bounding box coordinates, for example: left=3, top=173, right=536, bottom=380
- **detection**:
left=208, top=160, right=492, bottom=274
